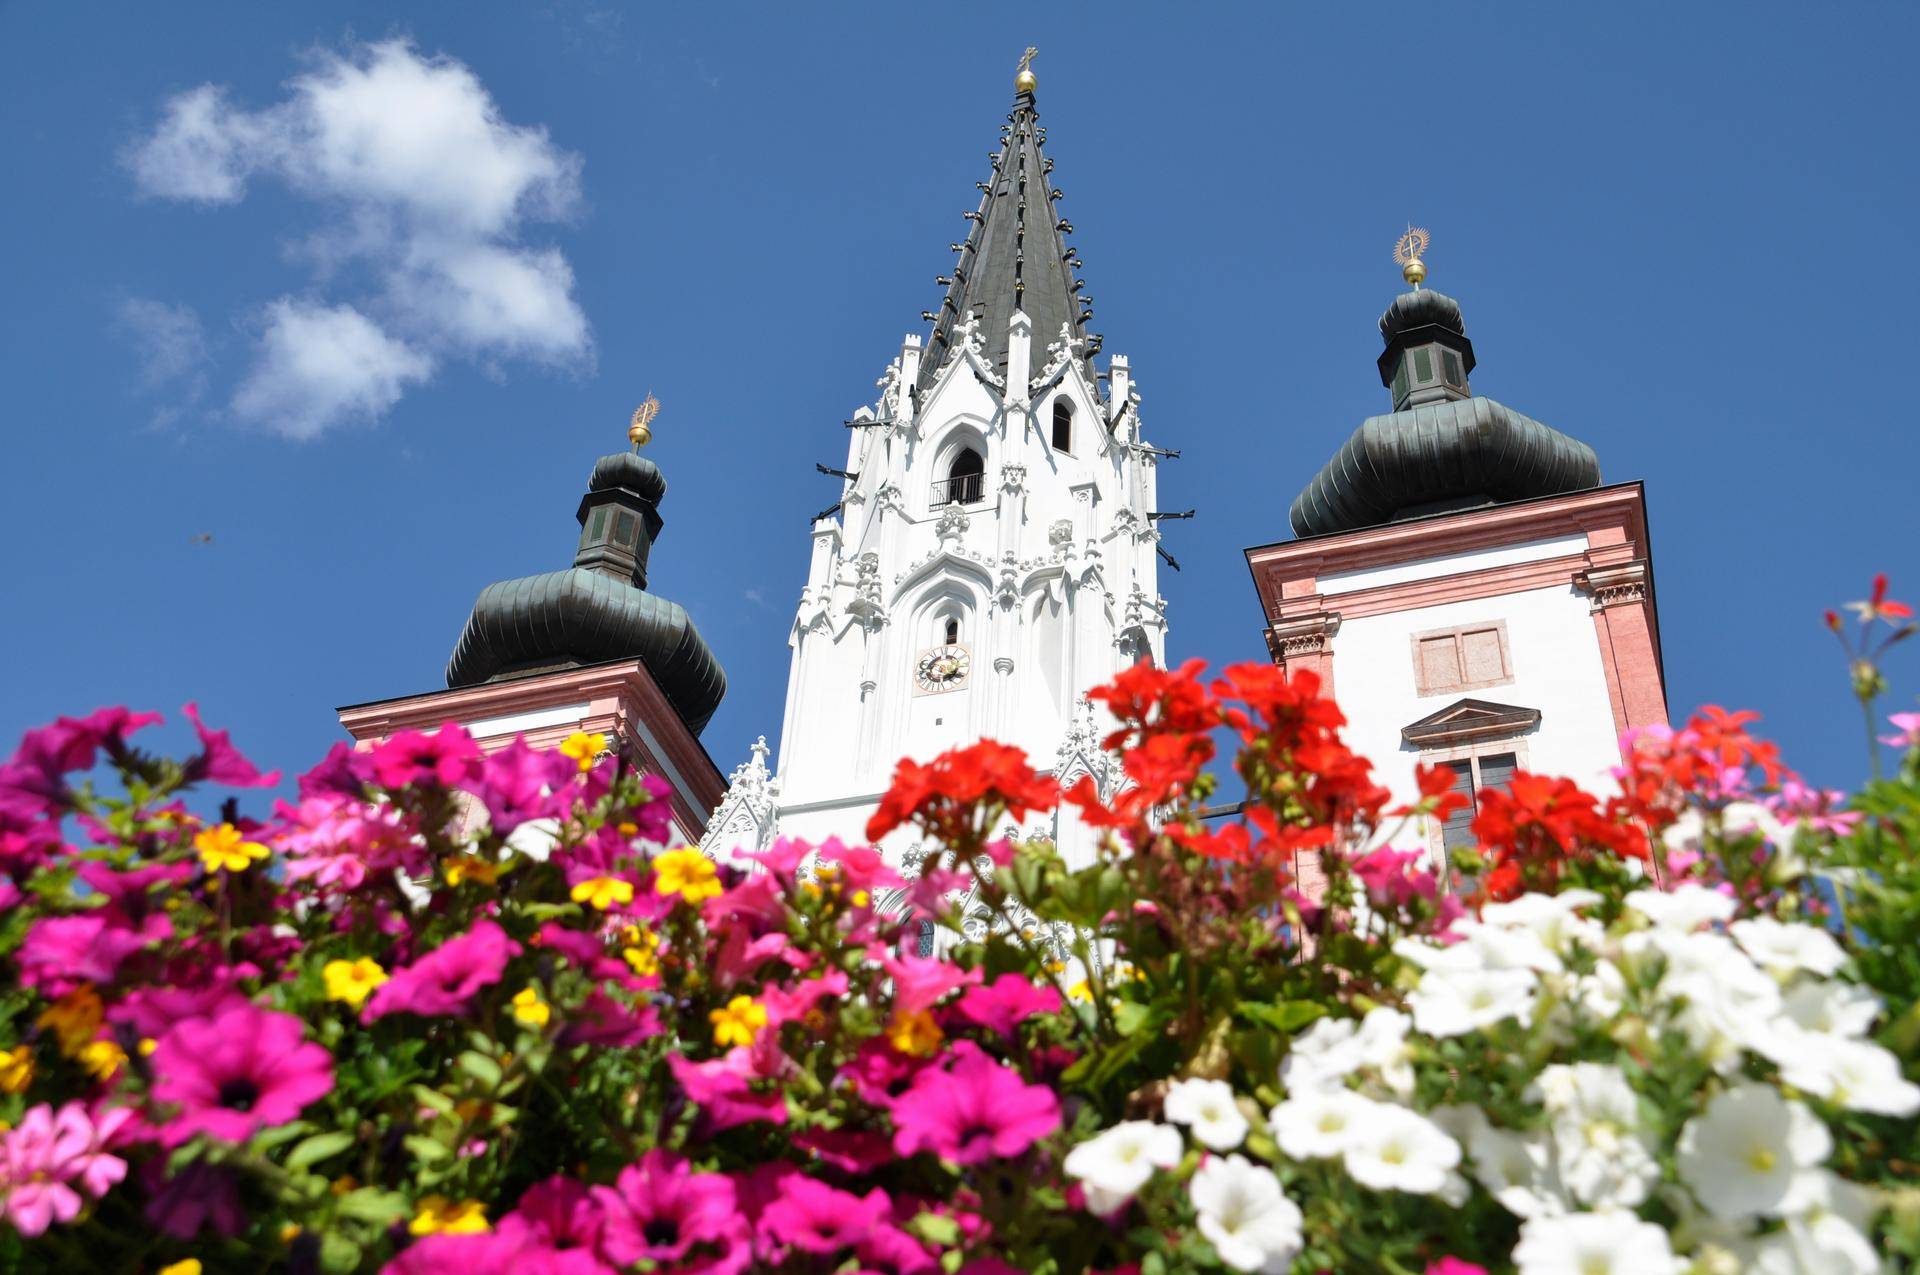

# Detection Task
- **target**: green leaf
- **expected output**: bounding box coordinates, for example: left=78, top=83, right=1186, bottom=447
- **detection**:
left=334, top=1187, right=412, bottom=1226
left=403, top=1134, right=453, bottom=1165
left=908, top=1211, right=961, bottom=1246
left=411, top=1085, right=457, bottom=1115
left=1113, top=1000, right=1165, bottom=1038
left=319, top=1232, right=363, bottom=1274
left=1234, top=1000, right=1326, bottom=1034
left=457, top=1050, right=503, bottom=1087
left=249, top=1121, right=314, bottom=1154
left=285, top=1130, right=356, bottom=1171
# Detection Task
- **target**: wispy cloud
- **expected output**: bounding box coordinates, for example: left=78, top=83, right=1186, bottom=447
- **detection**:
left=123, top=39, right=592, bottom=440
left=115, top=297, right=210, bottom=428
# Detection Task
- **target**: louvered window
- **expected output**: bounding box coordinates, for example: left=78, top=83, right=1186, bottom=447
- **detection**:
left=1437, top=751, right=1519, bottom=854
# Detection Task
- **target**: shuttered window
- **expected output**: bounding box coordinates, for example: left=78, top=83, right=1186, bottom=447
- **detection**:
left=1436, top=752, right=1519, bottom=855
left=1412, top=622, right=1513, bottom=695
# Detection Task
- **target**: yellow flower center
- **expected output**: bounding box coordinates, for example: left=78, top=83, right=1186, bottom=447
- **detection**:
left=1747, top=1146, right=1777, bottom=1173
left=511, top=987, right=551, bottom=1027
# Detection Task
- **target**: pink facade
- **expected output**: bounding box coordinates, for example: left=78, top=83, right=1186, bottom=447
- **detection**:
left=338, top=659, right=725, bottom=846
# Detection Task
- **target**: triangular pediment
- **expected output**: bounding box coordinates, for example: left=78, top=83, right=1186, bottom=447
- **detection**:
left=1401, top=698, right=1542, bottom=746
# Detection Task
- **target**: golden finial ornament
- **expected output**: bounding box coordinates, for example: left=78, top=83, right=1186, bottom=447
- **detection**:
left=1393, top=226, right=1431, bottom=290
left=628, top=394, right=660, bottom=451
left=1015, top=46, right=1038, bottom=93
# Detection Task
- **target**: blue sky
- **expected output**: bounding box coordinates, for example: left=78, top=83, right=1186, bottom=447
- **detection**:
left=1, top=2, right=1914, bottom=790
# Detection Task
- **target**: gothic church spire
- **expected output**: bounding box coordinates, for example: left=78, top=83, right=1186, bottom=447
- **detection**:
left=920, top=54, right=1092, bottom=391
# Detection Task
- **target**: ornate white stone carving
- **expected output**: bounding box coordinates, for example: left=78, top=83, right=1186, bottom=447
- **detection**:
left=700, top=737, right=781, bottom=863
left=999, top=462, right=1027, bottom=494
left=934, top=506, right=970, bottom=543
left=1032, top=321, right=1084, bottom=388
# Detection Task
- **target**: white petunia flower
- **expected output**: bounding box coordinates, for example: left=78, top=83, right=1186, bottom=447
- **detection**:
left=504, top=815, right=562, bottom=862
left=1392, top=935, right=1483, bottom=974
left=1532, top=1063, right=1660, bottom=1209
left=1190, top=1154, right=1304, bottom=1274
left=1677, top=1084, right=1832, bottom=1220
left=1465, top=1120, right=1567, bottom=1219
left=1340, top=1103, right=1461, bottom=1195
left=1766, top=1031, right=1920, bottom=1116
left=1062, top=1120, right=1182, bottom=1212
left=1352, top=1006, right=1415, bottom=1097
left=1760, top=1170, right=1881, bottom=1275
left=1780, top=980, right=1881, bottom=1038
left=1269, top=1089, right=1371, bottom=1161
left=1731, top=917, right=1848, bottom=979
left=1625, top=883, right=1735, bottom=932
left=1635, top=930, right=1783, bottom=1070
left=1482, top=889, right=1606, bottom=957
left=1512, top=1211, right=1679, bottom=1275
left=1164, top=1078, right=1250, bottom=1151
left=1453, top=919, right=1564, bottom=973
left=1408, top=966, right=1538, bottom=1038
left=1279, top=1015, right=1363, bottom=1094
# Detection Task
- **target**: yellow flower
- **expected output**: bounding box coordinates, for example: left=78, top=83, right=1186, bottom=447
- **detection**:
left=1067, top=979, right=1093, bottom=1003
left=851, top=889, right=870, bottom=908
left=621, top=927, right=660, bottom=977
left=194, top=822, right=270, bottom=873
left=653, top=849, right=721, bottom=904
left=77, top=1038, right=125, bottom=1082
left=279, top=1223, right=302, bottom=1242
left=443, top=855, right=499, bottom=887
left=512, top=987, right=551, bottom=1028
left=886, top=1010, right=943, bottom=1058
left=323, top=958, right=389, bottom=1007
left=558, top=731, right=607, bottom=774
left=37, top=986, right=103, bottom=1056
left=708, top=995, right=768, bottom=1048
left=138, top=1038, right=158, bottom=1057
left=159, top=1261, right=203, bottom=1275
left=410, top=1196, right=490, bottom=1236
left=0, top=1045, right=34, bottom=1094
left=570, top=876, right=635, bottom=911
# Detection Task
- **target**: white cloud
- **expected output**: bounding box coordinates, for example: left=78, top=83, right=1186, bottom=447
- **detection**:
left=231, top=299, right=432, bottom=441
left=117, top=298, right=208, bottom=388
left=123, top=40, right=591, bottom=439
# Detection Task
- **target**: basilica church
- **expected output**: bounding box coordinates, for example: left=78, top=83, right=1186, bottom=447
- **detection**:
left=337, top=58, right=1668, bottom=884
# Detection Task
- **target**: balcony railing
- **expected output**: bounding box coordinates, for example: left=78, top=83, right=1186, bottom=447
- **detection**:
left=930, top=473, right=985, bottom=507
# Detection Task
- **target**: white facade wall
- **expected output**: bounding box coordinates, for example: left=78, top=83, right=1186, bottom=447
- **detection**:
left=1334, top=580, right=1620, bottom=811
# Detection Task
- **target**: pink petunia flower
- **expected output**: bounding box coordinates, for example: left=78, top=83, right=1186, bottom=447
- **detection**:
left=760, top=1175, right=891, bottom=1256
left=472, top=739, right=567, bottom=836
left=666, top=1054, right=788, bottom=1130
left=953, top=974, right=1062, bottom=1039
left=889, top=1042, right=1060, bottom=1164
left=0, top=1102, right=130, bottom=1237
left=882, top=952, right=982, bottom=1015
left=0, top=708, right=163, bottom=817
left=16, top=913, right=165, bottom=994
left=592, top=1149, right=743, bottom=1268
left=1880, top=712, right=1920, bottom=751
left=363, top=920, right=521, bottom=1022
left=510, top=1175, right=606, bottom=1252
left=181, top=702, right=280, bottom=788
left=1349, top=846, right=1438, bottom=911
left=150, top=1004, right=333, bottom=1146
left=298, top=741, right=376, bottom=800
left=385, top=1219, right=614, bottom=1275
left=276, top=793, right=421, bottom=890
left=1426, top=1260, right=1490, bottom=1275
left=369, top=725, right=481, bottom=791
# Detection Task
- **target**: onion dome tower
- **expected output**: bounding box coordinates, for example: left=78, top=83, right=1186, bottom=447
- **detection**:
left=1288, top=233, right=1601, bottom=537
left=1246, top=232, right=1666, bottom=879
left=444, top=401, right=726, bottom=735
left=338, top=398, right=729, bottom=847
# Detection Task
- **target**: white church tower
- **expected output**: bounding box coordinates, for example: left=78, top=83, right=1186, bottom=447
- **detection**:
left=705, top=56, right=1171, bottom=871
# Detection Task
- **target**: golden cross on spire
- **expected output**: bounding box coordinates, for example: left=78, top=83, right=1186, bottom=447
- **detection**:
left=628, top=394, right=660, bottom=451
left=1015, top=46, right=1039, bottom=92
left=1393, top=226, right=1431, bottom=290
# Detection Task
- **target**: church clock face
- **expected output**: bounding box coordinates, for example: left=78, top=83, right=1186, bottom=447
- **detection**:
left=914, top=644, right=971, bottom=694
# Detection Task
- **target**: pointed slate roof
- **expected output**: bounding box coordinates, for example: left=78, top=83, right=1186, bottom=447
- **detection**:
left=920, top=76, right=1090, bottom=390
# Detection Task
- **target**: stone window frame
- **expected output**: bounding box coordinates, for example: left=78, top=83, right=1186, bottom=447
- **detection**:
left=1415, top=735, right=1532, bottom=873
left=1409, top=619, right=1514, bottom=698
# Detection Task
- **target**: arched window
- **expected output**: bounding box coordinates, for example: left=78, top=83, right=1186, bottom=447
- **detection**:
left=944, top=617, right=960, bottom=645
left=1051, top=398, right=1074, bottom=453
left=939, top=447, right=984, bottom=506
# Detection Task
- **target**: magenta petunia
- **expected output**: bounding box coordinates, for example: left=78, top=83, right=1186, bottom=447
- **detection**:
left=181, top=702, right=280, bottom=788
left=363, top=920, right=521, bottom=1022
left=1425, top=1261, right=1491, bottom=1275
left=511, top=1175, right=606, bottom=1252
left=0, top=708, right=164, bottom=817
left=384, top=1220, right=614, bottom=1275
left=473, top=739, right=567, bottom=835
left=889, top=1043, right=1060, bottom=1165
left=17, top=913, right=165, bottom=993
left=142, top=1159, right=244, bottom=1239
left=150, top=1004, right=333, bottom=1146
left=666, top=1054, right=788, bottom=1130
left=953, top=973, right=1062, bottom=1039
left=591, top=1149, right=743, bottom=1268
left=557, top=989, right=661, bottom=1048
left=760, top=1175, right=891, bottom=1255
left=276, top=793, right=421, bottom=890
left=75, top=861, right=192, bottom=926
left=882, top=952, right=981, bottom=1015
left=298, top=741, right=377, bottom=799
left=368, top=725, right=481, bottom=791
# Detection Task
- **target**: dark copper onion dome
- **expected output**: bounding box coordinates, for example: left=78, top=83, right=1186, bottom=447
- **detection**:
left=1288, top=284, right=1600, bottom=537
left=445, top=450, right=726, bottom=735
